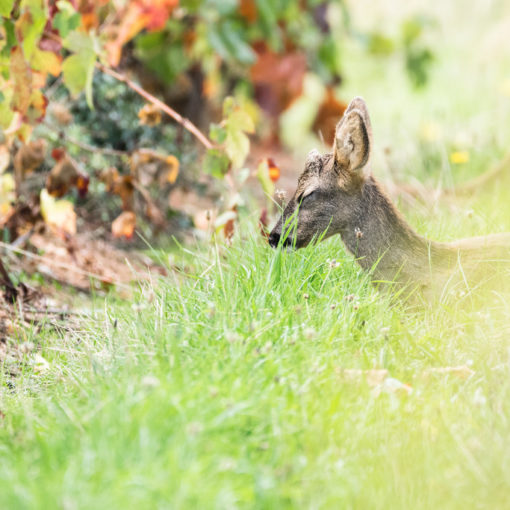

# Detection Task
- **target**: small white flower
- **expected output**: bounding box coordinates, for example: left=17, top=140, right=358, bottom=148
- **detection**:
left=275, top=189, right=286, bottom=200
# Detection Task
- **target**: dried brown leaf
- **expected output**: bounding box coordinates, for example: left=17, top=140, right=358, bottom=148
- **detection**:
left=138, top=103, right=162, bottom=126
left=14, top=139, right=46, bottom=185
left=251, top=43, right=307, bottom=116
left=112, top=211, right=136, bottom=239
left=10, top=46, right=32, bottom=115
left=50, top=103, right=73, bottom=126
left=46, top=153, right=89, bottom=198
left=312, top=87, right=348, bottom=145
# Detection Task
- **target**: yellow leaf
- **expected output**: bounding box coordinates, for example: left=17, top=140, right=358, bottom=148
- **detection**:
left=0, top=172, right=15, bottom=226
left=165, top=155, right=179, bottom=183
left=450, top=151, right=469, bottom=164
left=31, top=48, right=62, bottom=77
left=138, top=103, right=161, bottom=126
left=0, top=173, right=15, bottom=199
left=40, top=189, right=76, bottom=236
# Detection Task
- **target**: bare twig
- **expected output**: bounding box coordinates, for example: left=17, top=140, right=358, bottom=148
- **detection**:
left=96, top=63, right=214, bottom=150
left=43, top=121, right=129, bottom=157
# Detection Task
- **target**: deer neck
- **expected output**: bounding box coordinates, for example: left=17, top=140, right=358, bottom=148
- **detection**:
left=339, top=177, right=442, bottom=279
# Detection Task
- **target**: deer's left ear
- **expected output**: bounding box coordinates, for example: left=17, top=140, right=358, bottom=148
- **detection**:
left=333, top=109, right=371, bottom=173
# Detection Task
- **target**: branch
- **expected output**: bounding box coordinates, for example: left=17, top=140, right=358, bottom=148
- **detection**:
left=96, top=63, right=214, bottom=150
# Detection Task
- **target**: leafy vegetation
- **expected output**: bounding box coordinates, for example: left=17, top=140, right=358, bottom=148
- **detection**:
left=0, top=0, right=433, bottom=241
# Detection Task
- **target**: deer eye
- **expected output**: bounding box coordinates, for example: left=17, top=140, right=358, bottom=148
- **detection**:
left=300, top=190, right=317, bottom=205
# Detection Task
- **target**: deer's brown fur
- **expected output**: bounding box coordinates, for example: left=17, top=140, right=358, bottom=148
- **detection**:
left=269, top=97, right=510, bottom=299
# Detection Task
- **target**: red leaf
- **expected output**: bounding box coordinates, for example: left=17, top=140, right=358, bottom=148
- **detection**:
left=76, top=174, right=90, bottom=197
left=38, top=32, right=62, bottom=53
left=105, top=0, right=178, bottom=66
left=51, top=147, right=66, bottom=161
left=251, top=43, right=307, bottom=117
left=267, top=157, right=280, bottom=183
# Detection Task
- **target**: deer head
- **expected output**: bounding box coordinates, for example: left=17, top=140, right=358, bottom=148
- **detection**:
left=269, top=97, right=373, bottom=248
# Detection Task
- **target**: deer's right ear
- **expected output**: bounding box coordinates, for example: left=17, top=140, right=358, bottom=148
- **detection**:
left=334, top=109, right=371, bottom=174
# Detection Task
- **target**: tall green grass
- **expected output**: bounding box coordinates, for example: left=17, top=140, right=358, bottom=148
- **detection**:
left=2, top=222, right=510, bottom=509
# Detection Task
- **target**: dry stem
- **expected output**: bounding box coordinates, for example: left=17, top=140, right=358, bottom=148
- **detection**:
left=96, top=63, right=214, bottom=150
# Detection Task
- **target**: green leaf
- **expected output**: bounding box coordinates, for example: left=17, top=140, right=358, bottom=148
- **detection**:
left=225, top=128, right=250, bottom=170
left=63, top=31, right=95, bottom=54
left=62, top=51, right=96, bottom=108
left=318, top=36, right=341, bottom=75
left=209, top=123, right=227, bottom=144
left=0, top=20, right=15, bottom=58
left=17, top=7, right=46, bottom=60
left=62, top=54, right=85, bottom=94
left=61, top=30, right=98, bottom=107
left=402, top=18, right=423, bottom=47
left=256, top=159, right=275, bottom=198
left=405, top=47, right=433, bottom=88
left=367, top=33, right=395, bottom=56
left=204, top=149, right=230, bottom=179
left=84, top=58, right=95, bottom=109
left=217, top=21, right=256, bottom=64
left=54, top=7, right=80, bottom=39
left=223, top=100, right=255, bottom=169
left=222, top=97, right=235, bottom=117
left=228, top=110, right=254, bottom=134
left=0, top=0, right=14, bottom=17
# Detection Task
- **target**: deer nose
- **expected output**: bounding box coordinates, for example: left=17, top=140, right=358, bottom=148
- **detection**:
left=268, top=231, right=280, bottom=248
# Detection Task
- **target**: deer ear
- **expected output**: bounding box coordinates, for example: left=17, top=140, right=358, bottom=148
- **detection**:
left=344, top=96, right=372, bottom=122
left=333, top=109, right=370, bottom=173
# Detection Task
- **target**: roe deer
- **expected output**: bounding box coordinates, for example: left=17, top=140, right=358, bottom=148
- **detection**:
left=268, top=97, right=510, bottom=300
